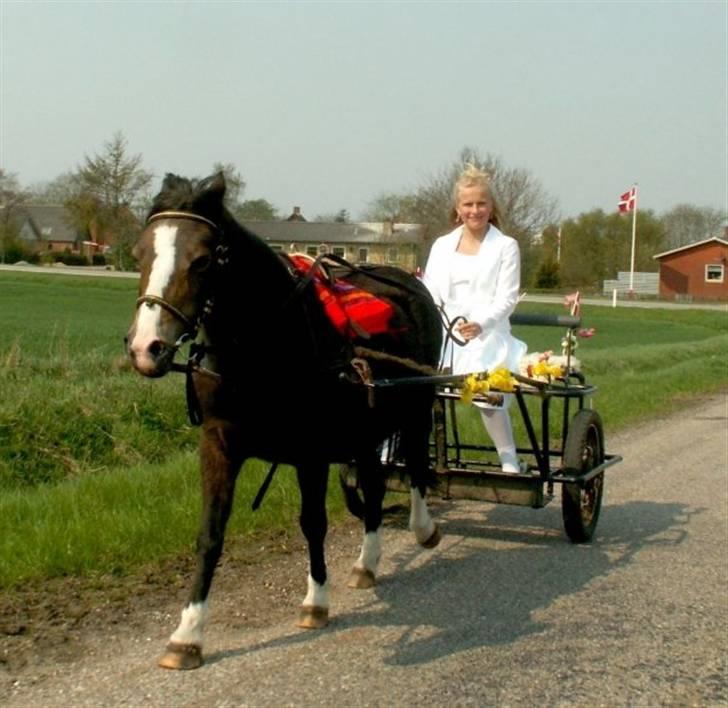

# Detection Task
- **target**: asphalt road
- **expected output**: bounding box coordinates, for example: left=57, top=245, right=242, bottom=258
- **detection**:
left=6, top=393, right=727, bottom=707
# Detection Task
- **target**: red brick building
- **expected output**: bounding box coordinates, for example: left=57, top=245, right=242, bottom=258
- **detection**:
left=653, top=236, right=728, bottom=301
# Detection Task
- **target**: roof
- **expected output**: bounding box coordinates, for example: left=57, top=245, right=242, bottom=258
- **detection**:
left=653, top=236, right=728, bottom=260
left=18, top=205, right=79, bottom=243
left=242, top=221, right=426, bottom=246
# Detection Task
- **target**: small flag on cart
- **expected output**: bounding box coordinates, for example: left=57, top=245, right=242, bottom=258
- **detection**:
left=618, top=187, right=636, bottom=213
left=564, top=291, right=581, bottom=317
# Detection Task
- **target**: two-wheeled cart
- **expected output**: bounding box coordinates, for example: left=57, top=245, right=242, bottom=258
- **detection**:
left=342, top=313, right=622, bottom=543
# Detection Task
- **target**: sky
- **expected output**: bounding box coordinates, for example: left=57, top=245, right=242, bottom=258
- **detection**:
left=1, top=1, right=726, bottom=223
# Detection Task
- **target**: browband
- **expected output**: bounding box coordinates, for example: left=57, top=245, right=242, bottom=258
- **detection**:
left=146, top=211, right=219, bottom=232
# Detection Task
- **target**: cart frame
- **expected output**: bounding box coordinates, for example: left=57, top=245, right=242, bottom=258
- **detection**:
left=343, top=312, right=622, bottom=542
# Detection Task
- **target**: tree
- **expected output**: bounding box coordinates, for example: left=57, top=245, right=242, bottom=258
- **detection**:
left=533, top=258, right=561, bottom=289
left=212, top=162, right=246, bottom=210
left=558, top=209, right=665, bottom=289
left=365, top=147, right=560, bottom=275
left=27, top=172, right=81, bottom=205
left=0, top=169, right=29, bottom=263
left=313, top=209, right=351, bottom=223
left=660, top=205, right=726, bottom=249
left=66, top=132, right=153, bottom=269
left=530, top=224, right=562, bottom=289
left=361, top=193, right=420, bottom=223
left=234, top=198, right=279, bottom=221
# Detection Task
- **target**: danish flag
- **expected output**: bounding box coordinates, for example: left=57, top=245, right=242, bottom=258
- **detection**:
left=618, top=187, right=636, bottom=213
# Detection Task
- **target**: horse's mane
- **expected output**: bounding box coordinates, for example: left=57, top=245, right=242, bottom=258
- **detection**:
left=148, top=172, right=279, bottom=267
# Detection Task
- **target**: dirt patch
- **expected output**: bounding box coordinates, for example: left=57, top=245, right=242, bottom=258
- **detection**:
left=0, top=510, right=412, bottom=690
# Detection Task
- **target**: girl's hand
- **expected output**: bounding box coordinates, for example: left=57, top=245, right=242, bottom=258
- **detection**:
left=455, top=320, right=483, bottom=341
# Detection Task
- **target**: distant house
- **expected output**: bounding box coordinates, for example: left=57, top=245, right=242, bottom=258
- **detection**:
left=245, top=211, right=427, bottom=273
left=15, top=204, right=130, bottom=259
left=17, top=205, right=83, bottom=254
left=653, top=234, right=728, bottom=301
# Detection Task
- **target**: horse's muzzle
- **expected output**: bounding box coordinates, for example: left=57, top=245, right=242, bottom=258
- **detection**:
left=126, top=332, right=177, bottom=378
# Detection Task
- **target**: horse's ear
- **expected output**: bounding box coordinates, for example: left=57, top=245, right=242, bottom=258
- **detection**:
left=161, top=173, right=185, bottom=191
left=198, top=172, right=227, bottom=203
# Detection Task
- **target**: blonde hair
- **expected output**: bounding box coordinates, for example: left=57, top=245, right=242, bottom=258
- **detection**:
left=450, top=163, right=502, bottom=228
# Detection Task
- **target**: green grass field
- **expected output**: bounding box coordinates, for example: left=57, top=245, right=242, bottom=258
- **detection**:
left=0, top=271, right=726, bottom=587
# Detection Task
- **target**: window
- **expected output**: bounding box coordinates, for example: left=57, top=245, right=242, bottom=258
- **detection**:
left=705, top=264, right=724, bottom=283
left=270, top=244, right=283, bottom=252
left=387, top=247, right=399, bottom=263
left=358, top=248, right=368, bottom=263
left=332, top=246, right=345, bottom=258
left=306, top=246, right=318, bottom=257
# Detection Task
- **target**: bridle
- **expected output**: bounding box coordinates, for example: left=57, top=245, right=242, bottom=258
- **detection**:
left=134, top=210, right=231, bottom=419
left=135, top=210, right=228, bottom=348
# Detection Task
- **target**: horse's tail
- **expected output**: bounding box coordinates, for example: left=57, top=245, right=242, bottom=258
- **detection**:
left=338, top=463, right=366, bottom=520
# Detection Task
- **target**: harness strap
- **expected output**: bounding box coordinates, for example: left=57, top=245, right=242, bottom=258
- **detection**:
left=252, top=462, right=279, bottom=511
left=147, top=210, right=220, bottom=232
left=136, top=295, right=195, bottom=332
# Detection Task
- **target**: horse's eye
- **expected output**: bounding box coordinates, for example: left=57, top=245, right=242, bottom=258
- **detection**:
left=191, top=255, right=212, bottom=272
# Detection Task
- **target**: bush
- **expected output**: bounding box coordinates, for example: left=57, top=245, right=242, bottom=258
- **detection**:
left=57, top=252, right=90, bottom=266
left=533, top=259, right=561, bottom=289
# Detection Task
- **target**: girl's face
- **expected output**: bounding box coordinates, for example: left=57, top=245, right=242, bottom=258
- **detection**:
left=455, top=185, right=492, bottom=233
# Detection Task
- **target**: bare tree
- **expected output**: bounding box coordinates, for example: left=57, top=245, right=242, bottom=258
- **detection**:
left=67, top=132, right=153, bottom=269
left=211, top=162, right=247, bottom=209
left=412, top=147, right=560, bottom=241
left=660, top=204, right=727, bottom=249
left=0, top=169, right=29, bottom=263
left=366, top=147, right=560, bottom=274
left=27, top=172, right=80, bottom=205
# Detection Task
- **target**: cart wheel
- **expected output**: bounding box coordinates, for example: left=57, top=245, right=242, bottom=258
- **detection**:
left=561, top=409, right=605, bottom=543
left=338, top=463, right=365, bottom=520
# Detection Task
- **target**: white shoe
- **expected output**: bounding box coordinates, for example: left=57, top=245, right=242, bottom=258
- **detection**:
left=502, top=459, right=529, bottom=475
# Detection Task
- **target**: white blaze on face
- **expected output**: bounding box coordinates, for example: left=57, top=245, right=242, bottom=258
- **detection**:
left=131, top=224, right=178, bottom=351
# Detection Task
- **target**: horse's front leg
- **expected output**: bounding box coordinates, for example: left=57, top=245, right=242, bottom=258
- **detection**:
left=159, top=425, right=243, bottom=670
left=348, top=450, right=385, bottom=589
left=296, top=462, right=331, bottom=629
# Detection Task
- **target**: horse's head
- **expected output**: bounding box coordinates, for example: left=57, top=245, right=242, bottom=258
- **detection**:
left=126, top=173, right=227, bottom=377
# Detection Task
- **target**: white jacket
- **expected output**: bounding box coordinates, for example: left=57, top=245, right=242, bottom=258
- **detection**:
left=423, top=224, right=526, bottom=374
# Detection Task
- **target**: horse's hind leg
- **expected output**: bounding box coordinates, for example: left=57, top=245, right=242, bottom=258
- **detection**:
left=297, top=462, right=331, bottom=629
left=159, top=425, right=242, bottom=670
left=348, top=450, right=386, bottom=589
left=401, top=416, right=441, bottom=549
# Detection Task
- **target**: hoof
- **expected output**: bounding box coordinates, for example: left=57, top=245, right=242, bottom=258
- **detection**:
left=297, top=605, right=329, bottom=629
left=347, top=566, right=376, bottom=589
left=420, top=523, right=442, bottom=549
left=158, top=642, right=203, bottom=670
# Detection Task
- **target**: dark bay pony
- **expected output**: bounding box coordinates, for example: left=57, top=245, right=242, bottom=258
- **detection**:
left=126, top=172, right=443, bottom=670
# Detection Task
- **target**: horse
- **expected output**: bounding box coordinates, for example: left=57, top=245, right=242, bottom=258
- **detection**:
left=126, top=172, right=443, bottom=670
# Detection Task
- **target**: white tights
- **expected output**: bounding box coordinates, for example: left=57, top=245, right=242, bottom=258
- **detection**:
left=479, top=407, right=519, bottom=473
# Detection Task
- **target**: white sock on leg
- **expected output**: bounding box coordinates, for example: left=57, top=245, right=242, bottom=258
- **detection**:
left=479, top=407, right=519, bottom=472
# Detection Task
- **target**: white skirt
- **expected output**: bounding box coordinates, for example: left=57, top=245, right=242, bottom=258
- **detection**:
left=441, top=327, right=527, bottom=410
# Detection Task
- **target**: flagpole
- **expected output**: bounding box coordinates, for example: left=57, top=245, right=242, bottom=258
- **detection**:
left=628, top=184, right=638, bottom=295
left=556, top=225, right=562, bottom=263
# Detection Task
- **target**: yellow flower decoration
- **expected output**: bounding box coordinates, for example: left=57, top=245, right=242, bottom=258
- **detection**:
left=460, top=367, right=517, bottom=404
left=531, top=360, right=565, bottom=380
